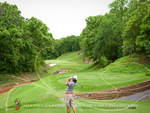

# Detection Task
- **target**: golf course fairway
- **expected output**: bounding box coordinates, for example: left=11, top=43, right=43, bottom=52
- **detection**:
left=0, top=51, right=150, bottom=113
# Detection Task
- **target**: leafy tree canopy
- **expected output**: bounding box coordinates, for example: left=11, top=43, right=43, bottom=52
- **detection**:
left=0, top=2, right=53, bottom=74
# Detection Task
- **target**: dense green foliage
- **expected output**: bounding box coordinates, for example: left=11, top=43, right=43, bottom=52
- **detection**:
left=1, top=0, right=150, bottom=73
left=94, top=15, right=123, bottom=62
left=0, top=2, right=53, bottom=74
left=123, top=1, right=149, bottom=55
left=136, top=5, right=150, bottom=56
left=80, top=15, right=103, bottom=59
left=0, top=2, right=81, bottom=74
left=80, top=0, right=150, bottom=66
left=42, top=35, right=81, bottom=60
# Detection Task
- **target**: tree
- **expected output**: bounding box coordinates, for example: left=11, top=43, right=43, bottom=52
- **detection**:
left=93, top=15, right=124, bottom=62
left=109, top=0, right=128, bottom=21
left=80, top=15, right=103, bottom=59
left=136, top=5, right=150, bottom=57
left=41, top=35, right=81, bottom=60
left=0, top=2, right=54, bottom=74
left=27, top=17, right=53, bottom=50
left=0, top=2, right=25, bottom=73
left=123, top=2, right=149, bottom=55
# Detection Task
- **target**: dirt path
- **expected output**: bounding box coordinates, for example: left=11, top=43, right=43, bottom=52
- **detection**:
left=0, top=80, right=38, bottom=95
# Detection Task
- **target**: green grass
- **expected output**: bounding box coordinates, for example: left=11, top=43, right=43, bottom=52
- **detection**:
left=0, top=65, right=51, bottom=86
left=0, top=74, right=16, bottom=85
left=0, top=51, right=150, bottom=113
left=103, top=56, right=150, bottom=74
left=1, top=99, right=150, bottom=113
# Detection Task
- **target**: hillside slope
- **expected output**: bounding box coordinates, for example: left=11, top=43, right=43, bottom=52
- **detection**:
left=102, top=56, right=150, bottom=74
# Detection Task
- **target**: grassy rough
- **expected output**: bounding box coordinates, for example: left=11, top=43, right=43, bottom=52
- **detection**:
left=102, top=56, right=150, bottom=74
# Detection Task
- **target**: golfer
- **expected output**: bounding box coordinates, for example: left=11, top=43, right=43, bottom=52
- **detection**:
left=65, top=75, right=77, bottom=113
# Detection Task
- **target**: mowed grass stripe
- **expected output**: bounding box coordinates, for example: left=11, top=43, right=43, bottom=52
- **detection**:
left=0, top=51, right=150, bottom=112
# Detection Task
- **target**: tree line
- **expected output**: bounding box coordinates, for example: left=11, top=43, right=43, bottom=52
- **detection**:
left=42, top=35, right=81, bottom=60
left=0, top=0, right=149, bottom=74
left=80, top=0, right=150, bottom=67
left=0, top=2, right=80, bottom=74
left=0, top=2, right=53, bottom=74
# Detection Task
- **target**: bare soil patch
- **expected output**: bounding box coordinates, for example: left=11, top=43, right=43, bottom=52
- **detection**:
left=82, top=57, right=93, bottom=63
left=143, top=99, right=150, bottom=102
left=0, top=79, right=39, bottom=95
left=53, top=69, right=75, bottom=74
left=129, top=57, right=150, bottom=65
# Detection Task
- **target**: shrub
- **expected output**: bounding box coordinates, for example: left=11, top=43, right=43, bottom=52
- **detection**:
left=145, top=72, right=150, bottom=76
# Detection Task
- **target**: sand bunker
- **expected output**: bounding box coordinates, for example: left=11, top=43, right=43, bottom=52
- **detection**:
left=49, top=64, right=56, bottom=66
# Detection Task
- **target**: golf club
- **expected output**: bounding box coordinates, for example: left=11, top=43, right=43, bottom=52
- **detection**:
left=77, top=82, right=83, bottom=88
left=68, top=76, right=83, bottom=88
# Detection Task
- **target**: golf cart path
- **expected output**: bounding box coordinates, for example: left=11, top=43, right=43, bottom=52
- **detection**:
left=116, top=89, right=150, bottom=101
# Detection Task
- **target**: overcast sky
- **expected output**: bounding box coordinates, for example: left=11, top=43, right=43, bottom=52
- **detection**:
left=1, top=0, right=114, bottom=39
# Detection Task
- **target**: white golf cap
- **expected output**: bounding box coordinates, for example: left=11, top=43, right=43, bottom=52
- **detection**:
left=73, top=75, right=78, bottom=80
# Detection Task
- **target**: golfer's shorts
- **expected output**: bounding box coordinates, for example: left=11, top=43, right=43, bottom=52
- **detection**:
left=65, top=94, right=74, bottom=108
